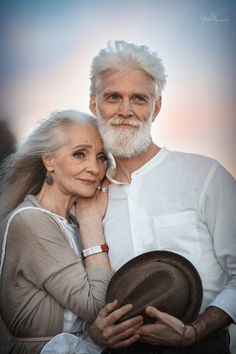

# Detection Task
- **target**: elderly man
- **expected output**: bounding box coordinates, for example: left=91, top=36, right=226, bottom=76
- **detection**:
left=86, top=41, right=236, bottom=354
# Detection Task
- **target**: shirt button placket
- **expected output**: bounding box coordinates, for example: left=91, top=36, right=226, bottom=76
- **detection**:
left=128, top=175, right=141, bottom=255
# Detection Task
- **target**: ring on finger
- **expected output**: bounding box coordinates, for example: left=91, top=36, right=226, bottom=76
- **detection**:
left=101, top=187, right=109, bottom=193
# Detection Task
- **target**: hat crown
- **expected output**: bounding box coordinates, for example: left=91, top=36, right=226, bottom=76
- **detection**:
left=106, top=251, right=203, bottom=324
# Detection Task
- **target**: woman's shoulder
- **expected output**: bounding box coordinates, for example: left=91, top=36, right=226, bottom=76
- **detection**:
left=3, top=195, right=61, bottom=233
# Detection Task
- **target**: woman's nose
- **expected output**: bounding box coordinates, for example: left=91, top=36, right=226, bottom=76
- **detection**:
left=85, top=158, right=99, bottom=175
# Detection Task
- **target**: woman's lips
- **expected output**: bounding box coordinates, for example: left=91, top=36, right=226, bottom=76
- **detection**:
left=77, top=178, right=97, bottom=184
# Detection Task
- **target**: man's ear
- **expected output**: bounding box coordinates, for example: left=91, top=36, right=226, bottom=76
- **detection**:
left=89, top=96, right=96, bottom=115
left=152, top=97, right=162, bottom=122
left=42, top=153, right=54, bottom=172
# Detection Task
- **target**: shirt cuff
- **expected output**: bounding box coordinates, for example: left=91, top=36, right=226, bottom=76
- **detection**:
left=208, top=288, right=236, bottom=323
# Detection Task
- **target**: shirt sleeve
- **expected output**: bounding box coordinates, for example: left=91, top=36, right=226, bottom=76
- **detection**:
left=7, top=210, right=113, bottom=322
left=200, top=163, right=236, bottom=322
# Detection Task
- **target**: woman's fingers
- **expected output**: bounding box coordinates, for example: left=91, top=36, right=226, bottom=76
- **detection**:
left=103, top=315, right=143, bottom=347
left=99, top=302, right=138, bottom=326
left=113, top=315, right=144, bottom=334
left=101, top=178, right=110, bottom=189
left=90, top=302, right=143, bottom=347
left=97, top=177, right=110, bottom=193
left=99, top=300, right=119, bottom=318
left=105, top=304, right=135, bottom=326
left=106, top=320, right=143, bottom=346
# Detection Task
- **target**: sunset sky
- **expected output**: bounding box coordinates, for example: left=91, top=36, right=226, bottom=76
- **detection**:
left=0, top=0, right=235, bottom=176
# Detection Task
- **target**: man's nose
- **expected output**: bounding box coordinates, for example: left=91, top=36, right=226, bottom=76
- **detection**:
left=118, top=98, right=133, bottom=118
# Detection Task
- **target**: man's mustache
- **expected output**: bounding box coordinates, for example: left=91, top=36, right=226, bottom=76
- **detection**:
left=109, top=118, right=141, bottom=128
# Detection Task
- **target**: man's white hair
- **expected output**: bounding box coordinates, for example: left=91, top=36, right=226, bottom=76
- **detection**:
left=90, top=40, right=167, bottom=98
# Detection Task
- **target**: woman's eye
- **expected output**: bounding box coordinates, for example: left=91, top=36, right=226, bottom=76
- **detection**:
left=73, top=151, right=85, bottom=158
left=97, top=154, right=108, bottom=162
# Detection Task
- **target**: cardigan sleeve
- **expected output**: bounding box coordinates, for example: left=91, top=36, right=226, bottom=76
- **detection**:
left=7, top=210, right=113, bottom=322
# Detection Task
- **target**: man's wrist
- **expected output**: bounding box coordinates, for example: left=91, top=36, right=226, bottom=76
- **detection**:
left=180, top=325, right=198, bottom=347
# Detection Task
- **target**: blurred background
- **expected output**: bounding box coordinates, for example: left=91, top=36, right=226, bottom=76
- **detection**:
left=0, top=0, right=236, bottom=176
left=0, top=0, right=235, bottom=351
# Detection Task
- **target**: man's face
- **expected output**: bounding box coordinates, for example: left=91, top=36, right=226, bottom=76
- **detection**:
left=90, top=69, right=161, bottom=158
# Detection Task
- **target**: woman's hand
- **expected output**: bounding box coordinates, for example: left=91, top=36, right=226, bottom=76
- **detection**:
left=88, top=300, right=143, bottom=349
left=76, top=179, right=110, bottom=225
left=75, top=179, right=110, bottom=266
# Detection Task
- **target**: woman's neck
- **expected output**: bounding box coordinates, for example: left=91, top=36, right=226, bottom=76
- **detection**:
left=36, top=184, right=76, bottom=220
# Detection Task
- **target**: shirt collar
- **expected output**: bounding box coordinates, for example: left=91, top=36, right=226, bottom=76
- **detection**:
left=106, top=152, right=127, bottom=185
left=106, top=147, right=169, bottom=185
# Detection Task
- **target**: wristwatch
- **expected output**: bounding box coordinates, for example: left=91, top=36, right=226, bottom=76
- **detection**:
left=81, top=243, right=109, bottom=260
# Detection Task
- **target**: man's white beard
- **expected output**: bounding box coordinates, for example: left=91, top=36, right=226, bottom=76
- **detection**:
left=97, top=115, right=152, bottom=158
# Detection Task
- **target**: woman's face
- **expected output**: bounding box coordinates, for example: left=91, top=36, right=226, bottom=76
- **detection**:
left=48, top=123, right=107, bottom=198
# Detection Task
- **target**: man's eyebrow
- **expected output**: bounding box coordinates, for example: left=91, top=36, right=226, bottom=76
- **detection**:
left=103, top=91, right=150, bottom=99
left=103, top=91, right=121, bottom=98
left=132, top=93, right=149, bottom=99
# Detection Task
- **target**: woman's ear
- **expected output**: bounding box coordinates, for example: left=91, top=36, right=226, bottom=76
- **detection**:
left=42, top=153, right=54, bottom=172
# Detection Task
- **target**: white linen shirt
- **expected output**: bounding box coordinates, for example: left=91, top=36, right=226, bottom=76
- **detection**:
left=104, top=147, right=236, bottom=321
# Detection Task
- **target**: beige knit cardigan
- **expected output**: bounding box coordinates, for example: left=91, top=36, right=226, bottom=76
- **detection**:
left=0, top=195, right=113, bottom=354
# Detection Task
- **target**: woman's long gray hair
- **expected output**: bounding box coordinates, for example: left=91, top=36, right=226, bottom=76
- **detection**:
left=0, top=110, right=98, bottom=220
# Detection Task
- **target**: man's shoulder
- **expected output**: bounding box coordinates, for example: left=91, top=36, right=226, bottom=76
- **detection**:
left=166, top=149, right=219, bottom=171
left=157, top=149, right=223, bottom=184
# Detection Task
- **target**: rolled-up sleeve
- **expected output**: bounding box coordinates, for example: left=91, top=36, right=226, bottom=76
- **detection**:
left=201, top=163, right=236, bottom=322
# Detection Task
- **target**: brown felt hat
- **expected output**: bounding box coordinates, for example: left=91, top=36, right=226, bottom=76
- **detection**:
left=106, top=251, right=203, bottom=324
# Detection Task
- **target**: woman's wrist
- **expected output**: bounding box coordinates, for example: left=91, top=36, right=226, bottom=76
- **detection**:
left=87, top=322, right=98, bottom=344
left=82, top=244, right=109, bottom=260
left=81, top=237, right=106, bottom=249
left=79, top=223, right=106, bottom=249
left=79, top=218, right=103, bottom=232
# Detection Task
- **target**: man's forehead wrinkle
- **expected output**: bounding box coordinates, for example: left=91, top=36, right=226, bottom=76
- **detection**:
left=97, top=69, right=158, bottom=100
left=101, top=69, right=153, bottom=85
left=101, top=82, right=154, bottom=97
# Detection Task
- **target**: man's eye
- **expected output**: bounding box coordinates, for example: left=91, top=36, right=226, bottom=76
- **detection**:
left=134, top=96, right=146, bottom=103
left=73, top=151, right=85, bottom=158
left=107, top=95, right=119, bottom=101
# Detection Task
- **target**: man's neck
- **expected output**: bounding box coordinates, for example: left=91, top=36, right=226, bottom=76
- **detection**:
left=113, top=142, right=160, bottom=183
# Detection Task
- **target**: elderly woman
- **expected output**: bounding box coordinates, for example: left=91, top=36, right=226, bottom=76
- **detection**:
left=0, top=110, right=115, bottom=354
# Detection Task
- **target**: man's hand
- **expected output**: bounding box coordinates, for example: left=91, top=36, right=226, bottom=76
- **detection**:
left=136, top=306, right=195, bottom=347
left=88, top=300, right=143, bottom=348
left=136, top=305, right=232, bottom=348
